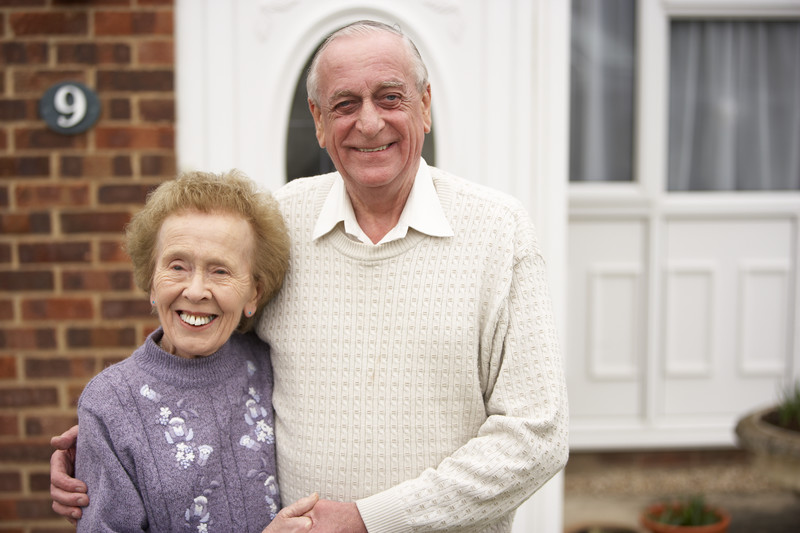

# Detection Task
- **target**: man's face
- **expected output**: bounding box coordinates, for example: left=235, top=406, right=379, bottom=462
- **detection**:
left=309, top=32, right=432, bottom=195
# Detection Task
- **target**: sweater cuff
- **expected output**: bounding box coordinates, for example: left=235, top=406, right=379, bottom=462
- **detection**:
left=356, top=488, right=411, bottom=533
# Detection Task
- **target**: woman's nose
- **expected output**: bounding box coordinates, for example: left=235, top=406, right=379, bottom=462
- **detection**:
left=183, top=272, right=209, bottom=301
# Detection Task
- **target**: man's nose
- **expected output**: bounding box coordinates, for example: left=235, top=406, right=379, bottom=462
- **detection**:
left=356, top=100, right=384, bottom=136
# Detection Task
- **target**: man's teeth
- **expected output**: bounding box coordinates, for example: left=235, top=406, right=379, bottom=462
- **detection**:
left=179, top=313, right=214, bottom=326
left=358, top=144, right=389, bottom=152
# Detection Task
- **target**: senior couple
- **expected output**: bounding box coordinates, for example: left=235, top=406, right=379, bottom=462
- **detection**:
left=50, top=20, right=569, bottom=533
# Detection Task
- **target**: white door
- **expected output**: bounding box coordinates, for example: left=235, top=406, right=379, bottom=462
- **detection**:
left=567, top=0, right=800, bottom=449
left=174, top=1, right=571, bottom=531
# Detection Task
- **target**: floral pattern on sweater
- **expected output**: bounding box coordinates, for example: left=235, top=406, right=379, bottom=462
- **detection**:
left=138, top=358, right=278, bottom=531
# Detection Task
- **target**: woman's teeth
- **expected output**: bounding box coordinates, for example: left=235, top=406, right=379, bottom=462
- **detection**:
left=179, top=312, right=215, bottom=326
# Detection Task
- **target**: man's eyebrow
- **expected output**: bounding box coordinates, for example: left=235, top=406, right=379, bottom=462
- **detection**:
left=328, top=81, right=407, bottom=103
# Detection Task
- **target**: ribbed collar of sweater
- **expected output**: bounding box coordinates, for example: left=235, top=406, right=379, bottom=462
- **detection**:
left=132, top=327, right=248, bottom=388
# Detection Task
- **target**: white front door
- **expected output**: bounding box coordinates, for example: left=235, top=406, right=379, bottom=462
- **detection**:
left=174, top=1, right=571, bottom=531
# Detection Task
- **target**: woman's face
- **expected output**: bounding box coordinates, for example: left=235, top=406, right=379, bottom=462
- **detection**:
left=150, top=211, right=260, bottom=358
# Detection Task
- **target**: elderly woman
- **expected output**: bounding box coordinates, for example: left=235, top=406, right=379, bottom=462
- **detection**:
left=74, top=170, right=315, bottom=532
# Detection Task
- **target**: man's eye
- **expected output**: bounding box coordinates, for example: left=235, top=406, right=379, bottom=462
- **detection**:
left=334, top=100, right=354, bottom=111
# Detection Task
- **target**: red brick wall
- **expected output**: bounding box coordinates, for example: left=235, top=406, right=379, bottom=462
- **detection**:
left=0, top=0, right=174, bottom=529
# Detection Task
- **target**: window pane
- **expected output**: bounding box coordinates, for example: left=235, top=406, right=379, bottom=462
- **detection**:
left=285, top=48, right=436, bottom=182
left=569, top=0, right=637, bottom=182
left=668, top=20, right=800, bottom=191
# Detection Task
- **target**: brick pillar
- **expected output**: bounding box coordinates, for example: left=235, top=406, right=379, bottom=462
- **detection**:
left=0, top=1, right=175, bottom=529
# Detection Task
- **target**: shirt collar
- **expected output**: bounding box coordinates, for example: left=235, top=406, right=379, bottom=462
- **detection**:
left=312, top=159, right=454, bottom=245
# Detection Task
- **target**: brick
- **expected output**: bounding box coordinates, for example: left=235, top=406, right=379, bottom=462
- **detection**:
left=62, top=269, right=132, bottom=291
left=95, top=11, right=172, bottom=36
left=95, top=126, right=174, bottom=149
left=0, top=388, right=57, bottom=408
left=21, top=297, right=94, bottom=320
left=0, top=270, right=54, bottom=291
left=139, top=98, right=174, bottom=122
left=59, top=155, right=114, bottom=179
left=24, top=413, right=82, bottom=437
left=0, top=472, right=21, bottom=492
left=60, top=211, right=130, bottom=233
left=98, top=183, right=153, bottom=204
left=14, top=128, right=87, bottom=150
left=57, top=42, right=131, bottom=64
left=102, top=298, right=153, bottom=319
left=96, top=69, right=173, bottom=91
left=0, top=130, right=6, bottom=151
left=0, top=497, right=54, bottom=520
left=25, top=357, right=95, bottom=379
left=1, top=42, right=48, bottom=65
left=29, top=472, right=52, bottom=493
left=0, top=414, right=18, bottom=437
left=108, top=97, right=131, bottom=119
left=0, top=212, right=51, bottom=234
left=0, top=99, right=27, bottom=120
left=66, top=326, right=136, bottom=348
left=15, top=184, right=90, bottom=208
left=18, top=242, right=91, bottom=264
left=0, top=186, right=7, bottom=207
left=138, top=40, right=174, bottom=64
left=12, top=70, right=87, bottom=95
left=67, top=383, right=84, bottom=407
left=113, top=155, right=133, bottom=176
left=0, top=356, right=16, bottom=378
left=0, top=299, right=12, bottom=320
left=141, top=154, right=175, bottom=176
left=99, top=240, right=127, bottom=262
left=0, top=328, right=56, bottom=349
left=0, top=156, right=50, bottom=178
left=0, top=244, right=10, bottom=263
left=10, top=12, right=88, bottom=36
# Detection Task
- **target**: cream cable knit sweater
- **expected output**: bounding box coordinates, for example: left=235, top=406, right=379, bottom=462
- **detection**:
left=258, top=166, right=569, bottom=533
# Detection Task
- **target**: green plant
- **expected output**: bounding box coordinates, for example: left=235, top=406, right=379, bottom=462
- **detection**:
left=777, top=380, right=800, bottom=429
left=647, top=495, right=721, bottom=526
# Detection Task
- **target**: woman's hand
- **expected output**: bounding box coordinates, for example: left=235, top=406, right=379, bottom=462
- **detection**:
left=262, top=493, right=319, bottom=533
left=49, top=425, right=88, bottom=524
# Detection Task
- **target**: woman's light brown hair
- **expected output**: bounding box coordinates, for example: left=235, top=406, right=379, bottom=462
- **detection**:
left=125, top=169, right=290, bottom=332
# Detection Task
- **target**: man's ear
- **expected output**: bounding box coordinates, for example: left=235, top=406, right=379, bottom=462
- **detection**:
left=308, top=98, right=326, bottom=148
left=421, top=84, right=432, bottom=133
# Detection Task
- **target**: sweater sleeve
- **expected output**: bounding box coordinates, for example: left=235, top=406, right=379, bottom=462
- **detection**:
left=355, top=228, right=570, bottom=532
left=76, top=380, right=149, bottom=532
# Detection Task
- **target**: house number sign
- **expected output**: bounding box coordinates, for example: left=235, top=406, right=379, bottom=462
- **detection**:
left=39, top=81, right=101, bottom=135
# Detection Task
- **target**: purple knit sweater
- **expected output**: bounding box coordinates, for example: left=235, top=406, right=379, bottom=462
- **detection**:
left=76, top=328, right=279, bottom=532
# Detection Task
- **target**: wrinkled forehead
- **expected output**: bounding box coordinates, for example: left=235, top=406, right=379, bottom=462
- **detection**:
left=317, top=33, right=414, bottom=93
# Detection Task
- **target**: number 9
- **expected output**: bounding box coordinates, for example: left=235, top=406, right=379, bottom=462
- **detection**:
left=53, top=85, right=88, bottom=128
left=39, top=81, right=100, bottom=135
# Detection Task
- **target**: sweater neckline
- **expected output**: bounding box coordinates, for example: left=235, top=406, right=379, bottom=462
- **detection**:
left=133, top=328, right=245, bottom=387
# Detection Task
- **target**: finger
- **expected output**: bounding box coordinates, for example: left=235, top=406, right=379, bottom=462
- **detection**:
left=260, top=515, right=313, bottom=533
left=50, top=484, right=88, bottom=508
left=50, top=424, right=79, bottom=450
left=50, top=450, right=86, bottom=493
left=51, top=500, right=81, bottom=524
left=278, top=493, right=319, bottom=518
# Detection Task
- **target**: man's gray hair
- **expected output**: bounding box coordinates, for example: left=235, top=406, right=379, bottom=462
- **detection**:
left=306, top=20, right=429, bottom=106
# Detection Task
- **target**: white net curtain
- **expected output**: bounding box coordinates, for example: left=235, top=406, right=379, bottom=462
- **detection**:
left=570, top=0, right=800, bottom=191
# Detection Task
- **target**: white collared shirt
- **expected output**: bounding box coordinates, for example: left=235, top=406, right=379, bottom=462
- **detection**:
left=312, top=159, right=454, bottom=245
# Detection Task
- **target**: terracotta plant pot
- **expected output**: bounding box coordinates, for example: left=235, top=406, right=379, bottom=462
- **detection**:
left=735, top=406, right=800, bottom=493
left=640, top=503, right=730, bottom=533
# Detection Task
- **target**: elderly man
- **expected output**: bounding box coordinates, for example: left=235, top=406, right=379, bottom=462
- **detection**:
left=51, top=20, right=568, bottom=533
